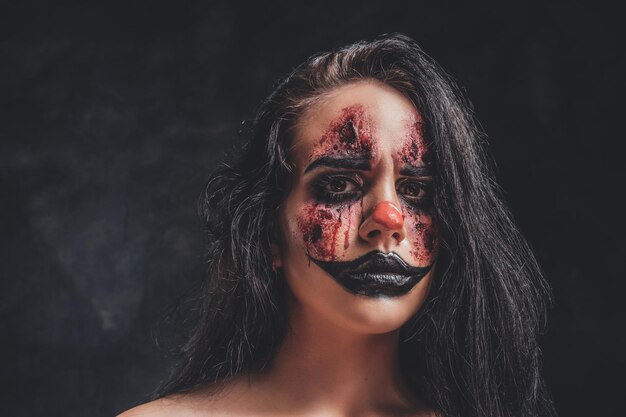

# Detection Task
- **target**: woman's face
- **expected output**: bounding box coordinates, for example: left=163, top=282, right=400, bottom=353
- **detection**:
left=274, top=80, right=439, bottom=335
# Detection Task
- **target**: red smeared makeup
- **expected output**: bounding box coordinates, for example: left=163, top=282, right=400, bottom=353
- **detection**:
left=294, top=103, right=439, bottom=268
left=395, top=111, right=439, bottom=265
left=297, top=202, right=356, bottom=260
left=279, top=82, right=441, bottom=306
left=399, top=112, right=429, bottom=167
left=404, top=210, right=439, bottom=263
left=295, top=104, right=375, bottom=261
left=309, top=104, right=375, bottom=160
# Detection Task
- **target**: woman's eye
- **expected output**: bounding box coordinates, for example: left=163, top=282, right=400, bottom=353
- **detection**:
left=401, top=182, right=423, bottom=197
left=326, top=177, right=354, bottom=193
left=398, top=180, right=430, bottom=201
left=312, top=175, right=362, bottom=203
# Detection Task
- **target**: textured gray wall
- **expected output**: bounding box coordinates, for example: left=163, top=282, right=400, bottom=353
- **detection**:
left=1, top=1, right=624, bottom=416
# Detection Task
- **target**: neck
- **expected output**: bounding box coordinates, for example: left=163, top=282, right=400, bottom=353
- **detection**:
left=255, top=294, right=420, bottom=415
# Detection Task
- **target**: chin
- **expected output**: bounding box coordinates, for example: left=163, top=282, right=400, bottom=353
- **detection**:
left=283, top=259, right=433, bottom=336
left=336, top=292, right=428, bottom=335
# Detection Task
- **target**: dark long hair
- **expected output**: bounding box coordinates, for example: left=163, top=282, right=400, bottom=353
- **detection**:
left=156, top=33, right=556, bottom=417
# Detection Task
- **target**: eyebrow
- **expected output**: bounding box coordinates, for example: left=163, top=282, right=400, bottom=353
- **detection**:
left=399, top=165, right=433, bottom=177
left=304, top=155, right=371, bottom=173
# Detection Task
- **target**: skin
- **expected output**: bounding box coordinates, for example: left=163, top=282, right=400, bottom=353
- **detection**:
left=277, top=80, right=438, bottom=334
left=118, top=80, right=438, bottom=417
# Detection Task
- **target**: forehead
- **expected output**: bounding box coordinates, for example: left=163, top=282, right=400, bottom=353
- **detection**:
left=290, top=81, right=424, bottom=169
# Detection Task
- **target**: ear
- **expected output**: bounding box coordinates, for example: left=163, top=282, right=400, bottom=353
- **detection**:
left=270, top=242, right=284, bottom=269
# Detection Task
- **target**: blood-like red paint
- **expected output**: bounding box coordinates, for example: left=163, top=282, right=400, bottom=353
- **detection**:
left=297, top=106, right=439, bottom=267
left=404, top=209, right=439, bottom=264
left=343, top=205, right=352, bottom=250
left=310, top=104, right=375, bottom=160
left=297, top=104, right=376, bottom=260
left=297, top=202, right=349, bottom=260
left=395, top=111, right=439, bottom=265
left=400, top=116, right=429, bottom=166
left=371, top=201, right=404, bottom=229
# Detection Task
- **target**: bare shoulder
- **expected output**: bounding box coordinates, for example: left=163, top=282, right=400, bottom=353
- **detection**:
left=116, top=391, right=230, bottom=417
left=117, top=396, right=193, bottom=417
left=116, top=378, right=255, bottom=417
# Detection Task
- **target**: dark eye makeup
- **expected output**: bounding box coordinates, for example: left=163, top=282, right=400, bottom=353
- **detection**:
left=310, top=172, right=433, bottom=208
left=310, top=173, right=363, bottom=204
left=397, top=178, right=431, bottom=201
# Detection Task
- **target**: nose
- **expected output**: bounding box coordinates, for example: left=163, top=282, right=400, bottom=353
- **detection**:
left=359, top=201, right=406, bottom=245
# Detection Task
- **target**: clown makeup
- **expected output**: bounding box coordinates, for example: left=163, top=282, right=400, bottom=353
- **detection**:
left=289, top=98, right=438, bottom=297
left=276, top=81, right=439, bottom=330
left=394, top=112, right=439, bottom=265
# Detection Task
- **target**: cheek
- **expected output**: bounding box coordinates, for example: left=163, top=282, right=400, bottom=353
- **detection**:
left=295, top=201, right=360, bottom=260
left=404, top=209, right=439, bottom=264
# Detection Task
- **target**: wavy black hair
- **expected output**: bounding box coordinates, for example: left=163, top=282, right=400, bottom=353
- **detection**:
left=155, top=33, right=556, bottom=417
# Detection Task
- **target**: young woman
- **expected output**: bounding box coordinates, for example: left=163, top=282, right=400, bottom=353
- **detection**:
left=120, top=33, right=555, bottom=417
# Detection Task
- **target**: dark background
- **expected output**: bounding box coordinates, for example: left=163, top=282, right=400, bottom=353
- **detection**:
left=1, top=1, right=624, bottom=416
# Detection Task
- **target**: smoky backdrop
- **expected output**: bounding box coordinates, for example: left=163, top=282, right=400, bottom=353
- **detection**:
left=1, top=1, right=624, bottom=416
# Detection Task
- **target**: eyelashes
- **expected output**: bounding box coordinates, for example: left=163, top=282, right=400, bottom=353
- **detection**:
left=310, top=173, right=433, bottom=207
left=397, top=178, right=433, bottom=208
left=311, top=174, right=362, bottom=204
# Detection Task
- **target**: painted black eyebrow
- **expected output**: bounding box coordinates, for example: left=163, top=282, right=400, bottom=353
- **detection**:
left=399, top=165, right=433, bottom=177
left=304, top=155, right=371, bottom=173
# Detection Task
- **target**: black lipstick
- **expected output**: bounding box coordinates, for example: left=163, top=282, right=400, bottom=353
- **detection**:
left=311, top=251, right=433, bottom=298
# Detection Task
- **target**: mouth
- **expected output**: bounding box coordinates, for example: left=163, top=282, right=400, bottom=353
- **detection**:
left=310, top=251, right=433, bottom=298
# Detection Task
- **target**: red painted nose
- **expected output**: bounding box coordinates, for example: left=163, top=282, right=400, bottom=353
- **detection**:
left=371, top=201, right=404, bottom=229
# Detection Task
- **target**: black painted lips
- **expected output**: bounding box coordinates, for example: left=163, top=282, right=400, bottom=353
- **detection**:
left=311, top=251, right=433, bottom=298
